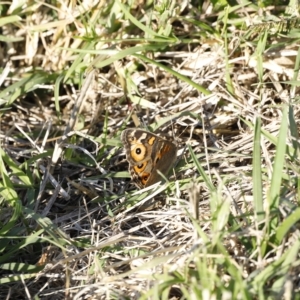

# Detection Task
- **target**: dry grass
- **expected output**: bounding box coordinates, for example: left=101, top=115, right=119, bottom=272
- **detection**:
left=1, top=1, right=300, bottom=299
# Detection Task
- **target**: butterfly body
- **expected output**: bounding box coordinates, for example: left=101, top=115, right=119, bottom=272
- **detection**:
left=121, top=129, right=177, bottom=188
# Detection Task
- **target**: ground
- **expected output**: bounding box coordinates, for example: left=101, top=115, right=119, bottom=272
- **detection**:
left=0, top=1, right=300, bottom=299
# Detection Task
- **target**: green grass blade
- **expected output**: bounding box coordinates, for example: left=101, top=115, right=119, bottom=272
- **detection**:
left=288, top=105, right=299, bottom=157
left=269, top=106, right=288, bottom=222
left=0, top=152, right=22, bottom=236
left=256, top=31, right=268, bottom=82
left=188, top=145, right=215, bottom=192
left=0, top=273, right=37, bottom=284
left=0, top=148, right=32, bottom=186
left=250, top=238, right=300, bottom=295
left=0, top=73, right=54, bottom=109
left=0, top=229, right=44, bottom=264
left=252, top=117, right=264, bottom=223
left=275, top=207, right=300, bottom=244
left=0, top=15, right=22, bottom=26
left=116, top=0, right=164, bottom=39
left=223, top=7, right=234, bottom=95
left=134, top=53, right=210, bottom=95
left=91, top=45, right=165, bottom=69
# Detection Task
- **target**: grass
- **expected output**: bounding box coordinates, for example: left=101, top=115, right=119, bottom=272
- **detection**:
left=1, top=0, right=300, bottom=299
